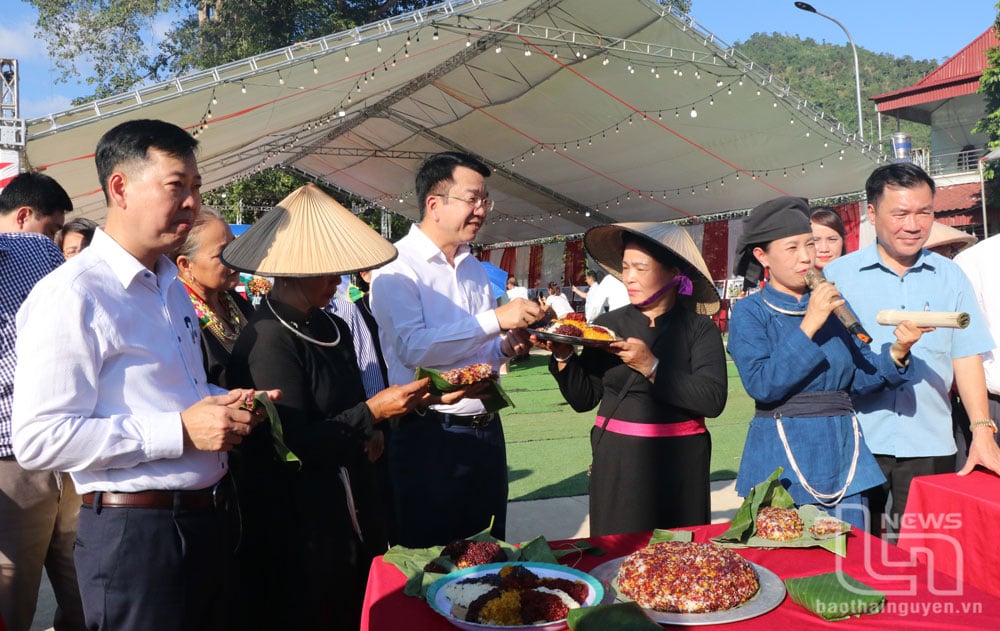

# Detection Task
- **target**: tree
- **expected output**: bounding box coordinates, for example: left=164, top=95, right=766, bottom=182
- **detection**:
left=974, top=3, right=1000, bottom=183
left=736, top=32, right=936, bottom=152
left=28, top=1, right=439, bottom=100
left=203, top=167, right=412, bottom=237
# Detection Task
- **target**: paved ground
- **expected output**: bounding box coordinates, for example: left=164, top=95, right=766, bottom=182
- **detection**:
left=30, top=480, right=742, bottom=629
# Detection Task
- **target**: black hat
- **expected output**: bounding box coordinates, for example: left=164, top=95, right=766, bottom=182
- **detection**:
left=733, top=196, right=811, bottom=285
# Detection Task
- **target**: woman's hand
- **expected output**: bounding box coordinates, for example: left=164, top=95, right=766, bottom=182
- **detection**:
left=608, top=337, right=657, bottom=378
left=501, top=328, right=532, bottom=358
left=889, top=320, right=931, bottom=363
left=366, top=378, right=430, bottom=421
left=365, top=430, right=384, bottom=462
left=801, top=281, right=844, bottom=338
left=529, top=334, right=573, bottom=358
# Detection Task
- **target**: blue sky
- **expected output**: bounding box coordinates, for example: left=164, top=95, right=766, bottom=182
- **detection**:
left=4, top=0, right=997, bottom=119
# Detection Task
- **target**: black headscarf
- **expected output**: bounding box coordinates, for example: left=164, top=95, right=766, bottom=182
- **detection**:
left=733, top=196, right=812, bottom=286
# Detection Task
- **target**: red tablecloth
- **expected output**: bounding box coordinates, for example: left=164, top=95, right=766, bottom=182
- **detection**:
left=900, top=470, right=1000, bottom=599
left=362, top=522, right=1000, bottom=629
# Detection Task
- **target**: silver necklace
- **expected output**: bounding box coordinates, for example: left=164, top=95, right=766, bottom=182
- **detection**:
left=265, top=297, right=341, bottom=347
left=760, top=296, right=807, bottom=316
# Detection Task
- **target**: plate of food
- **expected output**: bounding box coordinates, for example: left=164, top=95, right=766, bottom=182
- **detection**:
left=588, top=541, right=785, bottom=625
left=711, top=468, right=852, bottom=554
left=426, top=561, right=604, bottom=631
left=416, top=363, right=513, bottom=412
left=530, top=316, right=619, bottom=348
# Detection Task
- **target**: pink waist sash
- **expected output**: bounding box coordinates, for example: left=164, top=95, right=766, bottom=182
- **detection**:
left=595, top=416, right=707, bottom=438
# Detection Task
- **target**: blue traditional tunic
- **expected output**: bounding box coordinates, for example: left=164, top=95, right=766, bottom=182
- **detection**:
left=728, top=284, right=911, bottom=507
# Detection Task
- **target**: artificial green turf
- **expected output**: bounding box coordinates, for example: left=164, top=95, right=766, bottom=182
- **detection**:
left=502, top=352, right=752, bottom=501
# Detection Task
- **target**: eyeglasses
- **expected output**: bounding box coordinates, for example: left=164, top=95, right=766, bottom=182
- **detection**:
left=431, top=194, right=494, bottom=212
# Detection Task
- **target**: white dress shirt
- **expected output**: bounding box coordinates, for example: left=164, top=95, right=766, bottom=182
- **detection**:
left=602, top=275, right=630, bottom=311
left=506, top=286, right=529, bottom=301
left=544, top=292, right=574, bottom=319
left=955, top=234, right=1000, bottom=395
left=370, top=225, right=506, bottom=416
left=12, top=229, right=227, bottom=493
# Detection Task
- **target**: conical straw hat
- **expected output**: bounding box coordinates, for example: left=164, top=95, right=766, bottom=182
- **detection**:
left=221, top=183, right=397, bottom=277
left=584, top=222, right=719, bottom=315
left=924, top=221, right=977, bottom=256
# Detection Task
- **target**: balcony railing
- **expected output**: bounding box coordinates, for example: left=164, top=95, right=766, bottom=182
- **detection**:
left=910, top=147, right=987, bottom=176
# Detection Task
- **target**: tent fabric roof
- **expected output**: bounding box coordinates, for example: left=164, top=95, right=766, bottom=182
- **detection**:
left=22, top=0, right=884, bottom=247
left=872, top=26, right=998, bottom=123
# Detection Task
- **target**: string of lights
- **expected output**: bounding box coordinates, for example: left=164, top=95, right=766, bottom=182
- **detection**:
left=183, top=10, right=882, bottom=231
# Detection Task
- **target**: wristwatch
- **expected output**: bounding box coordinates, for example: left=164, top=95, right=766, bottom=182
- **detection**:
left=970, top=419, right=998, bottom=434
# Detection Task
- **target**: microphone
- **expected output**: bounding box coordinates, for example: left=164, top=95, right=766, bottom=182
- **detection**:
left=804, top=269, right=873, bottom=344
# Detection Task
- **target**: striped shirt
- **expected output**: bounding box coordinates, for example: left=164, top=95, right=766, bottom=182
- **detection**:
left=326, top=295, right=386, bottom=397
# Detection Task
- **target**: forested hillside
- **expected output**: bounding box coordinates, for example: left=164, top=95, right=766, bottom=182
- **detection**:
left=735, top=33, right=938, bottom=151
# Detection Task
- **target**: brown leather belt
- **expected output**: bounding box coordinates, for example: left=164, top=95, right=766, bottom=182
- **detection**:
left=82, top=484, right=227, bottom=511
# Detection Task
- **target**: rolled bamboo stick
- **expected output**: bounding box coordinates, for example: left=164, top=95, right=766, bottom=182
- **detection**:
left=876, top=310, right=970, bottom=329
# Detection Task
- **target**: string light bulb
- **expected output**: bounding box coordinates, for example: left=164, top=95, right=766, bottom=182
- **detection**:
left=241, top=81, right=247, bottom=94
left=312, top=61, right=319, bottom=75
left=433, top=28, right=439, bottom=41
left=690, top=106, right=698, bottom=118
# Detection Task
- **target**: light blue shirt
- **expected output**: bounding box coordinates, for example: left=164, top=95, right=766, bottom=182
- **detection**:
left=12, top=229, right=227, bottom=493
left=824, top=245, right=994, bottom=457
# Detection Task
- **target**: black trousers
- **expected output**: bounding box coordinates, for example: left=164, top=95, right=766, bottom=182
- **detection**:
left=869, top=453, right=955, bottom=539
left=389, top=413, right=508, bottom=548
left=75, top=498, right=234, bottom=631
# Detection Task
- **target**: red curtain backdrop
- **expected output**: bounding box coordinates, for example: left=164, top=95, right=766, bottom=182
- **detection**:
left=701, top=220, right=729, bottom=281
left=528, top=245, right=543, bottom=290
left=563, top=240, right=586, bottom=286
left=499, top=247, right=517, bottom=276
left=477, top=249, right=490, bottom=262
left=835, top=201, right=861, bottom=254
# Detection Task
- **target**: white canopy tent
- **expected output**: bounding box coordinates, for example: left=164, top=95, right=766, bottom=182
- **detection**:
left=20, top=0, right=884, bottom=246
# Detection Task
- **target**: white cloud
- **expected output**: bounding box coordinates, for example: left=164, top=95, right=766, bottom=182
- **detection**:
left=0, top=19, right=47, bottom=60
left=21, top=94, right=75, bottom=120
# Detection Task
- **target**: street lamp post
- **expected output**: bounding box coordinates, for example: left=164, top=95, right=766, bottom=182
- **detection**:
left=794, top=2, right=864, bottom=141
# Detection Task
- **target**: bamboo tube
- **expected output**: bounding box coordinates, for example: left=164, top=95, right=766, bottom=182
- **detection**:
left=876, top=310, right=970, bottom=329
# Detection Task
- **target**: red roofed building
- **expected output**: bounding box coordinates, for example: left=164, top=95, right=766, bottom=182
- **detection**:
left=872, top=26, right=998, bottom=236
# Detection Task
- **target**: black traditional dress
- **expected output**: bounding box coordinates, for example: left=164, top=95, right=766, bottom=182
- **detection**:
left=225, top=297, right=383, bottom=631
left=182, top=285, right=254, bottom=385
left=550, top=304, right=727, bottom=536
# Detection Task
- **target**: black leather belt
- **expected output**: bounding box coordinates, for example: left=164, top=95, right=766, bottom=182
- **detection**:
left=423, top=408, right=497, bottom=429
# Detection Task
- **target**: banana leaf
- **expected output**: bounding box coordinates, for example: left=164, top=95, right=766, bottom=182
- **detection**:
left=648, top=528, right=694, bottom=545
left=567, top=602, right=660, bottom=630
left=785, top=572, right=885, bottom=621
left=414, top=367, right=514, bottom=413
left=712, top=467, right=849, bottom=556
left=383, top=523, right=557, bottom=598
left=253, top=392, right=300, bottom=467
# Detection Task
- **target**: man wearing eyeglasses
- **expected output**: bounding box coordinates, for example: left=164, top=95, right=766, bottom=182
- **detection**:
left=371, top=151, right=545, bottom=547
